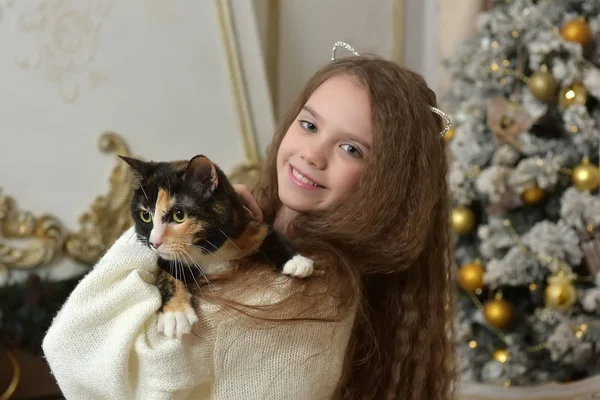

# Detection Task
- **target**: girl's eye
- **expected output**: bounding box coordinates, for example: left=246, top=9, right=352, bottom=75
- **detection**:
left=139, top=210, right=152, bottom=223
left=172, top=209, right=188, bottom=223
left=300, top=120, right=317, bottom=133
left=341, top=144, right=362, bottom=158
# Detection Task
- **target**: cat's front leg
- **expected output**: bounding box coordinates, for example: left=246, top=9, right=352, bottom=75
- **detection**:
left=258, top=229, right=314, bottom=278
left=155, top=269, right=199, bottom=338
left=282, top=255, right=314, bottom=278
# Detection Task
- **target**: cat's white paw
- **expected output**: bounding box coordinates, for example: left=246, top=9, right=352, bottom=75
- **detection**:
left=157, top=304, right=199, bottom=339
left=282, top=254, right=314, bottom=278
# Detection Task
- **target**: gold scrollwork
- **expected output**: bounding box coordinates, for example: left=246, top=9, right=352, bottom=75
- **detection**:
left=0, top=350, right=20, bottom=400
left=64, top=133, right=134, bottom=265
left=0, top=195, right=66, bottom=272
left=0, top=132, right=133, bottom=271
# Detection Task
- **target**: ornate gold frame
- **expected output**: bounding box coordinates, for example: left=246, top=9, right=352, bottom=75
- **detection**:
left=0, top=133, right=134, bottom=271
left=0, top=1, right=265, bottom=273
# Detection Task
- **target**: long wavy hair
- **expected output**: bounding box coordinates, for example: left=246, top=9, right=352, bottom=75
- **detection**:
left=251, top=55, right=457, bottom=400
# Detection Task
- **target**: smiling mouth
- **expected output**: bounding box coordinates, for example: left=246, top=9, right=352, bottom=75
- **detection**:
left=290, top=166, right=325, bottom=188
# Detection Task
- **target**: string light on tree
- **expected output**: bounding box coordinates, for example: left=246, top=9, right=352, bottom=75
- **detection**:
left=451, top=205, right=476, bottom=235
left=571, top=158, right=600, bottom=192
left=559, top=82, right=588, bottom=108
left=493, top=349, right=509, bottom=363
left=560, top=17, right=592, bottom=46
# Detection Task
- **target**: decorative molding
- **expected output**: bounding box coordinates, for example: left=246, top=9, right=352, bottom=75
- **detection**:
left=64, top=133, right=134, bottom=265
left=215, top=0, right=260, bottom=165
left=459, top=376, right=600, bottom=400
left=0, top=350, right=20, bottom=400
left=0, top=0, right=114, bottom=103
left=392, top=0, right=405, bottom=64
left=215, top=0, right=263, bottom=187
left=0, top=132, right=133, bottom=272
left=265, top=0, right=280, bottom=119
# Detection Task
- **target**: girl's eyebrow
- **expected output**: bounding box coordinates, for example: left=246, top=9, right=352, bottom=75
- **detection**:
left=302, top=105, right=321, bottom=122
left=343, top=133, right=371, bottom=150
left=303, top=105, right=371, bottom=150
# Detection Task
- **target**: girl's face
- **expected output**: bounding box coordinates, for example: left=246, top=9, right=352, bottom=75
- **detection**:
left=276, top=74, right=373, bottom=213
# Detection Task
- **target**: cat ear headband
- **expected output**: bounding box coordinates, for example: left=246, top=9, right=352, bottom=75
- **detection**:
left=331, top=41, right=452, bottom=137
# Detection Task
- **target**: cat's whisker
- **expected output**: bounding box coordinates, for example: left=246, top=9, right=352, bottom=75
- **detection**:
left=203, top=239, right=220, bottom=252
left=217, top=229, right=245, bottom=257
left=175, top=252, right=189, bottom=292
left=182, top=249, right=215, bottom=291
left=180, top=241, right=224, bottom=262
left=177, top=251, right=203, bottom=292
left=131, top=175, right=149, bottom=201
left=181, top=250, right=213, bottom=291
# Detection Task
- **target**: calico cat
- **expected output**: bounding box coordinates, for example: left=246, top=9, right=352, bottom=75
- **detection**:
left=119, top=154, right=314, bottom=338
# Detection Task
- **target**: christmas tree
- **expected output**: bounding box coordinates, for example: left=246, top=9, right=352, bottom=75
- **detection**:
left=443, top=0, right=600, bottom=386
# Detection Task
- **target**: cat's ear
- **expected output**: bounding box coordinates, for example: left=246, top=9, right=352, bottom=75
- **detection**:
left=119, top=155, right=152, bottom=184
left=185, top=155, right=218, bottom=194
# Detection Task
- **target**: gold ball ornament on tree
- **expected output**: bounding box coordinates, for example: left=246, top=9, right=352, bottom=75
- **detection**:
left=527, top=67, right=558, bottom=102
left=545, top=271, right=578, bottom=311
left=458, top=260, right=485, bottom=293
left=443, top=125, right=455, bottom=142
left=522, top=186, right=545, bottom=205
left=483, top=295, right=513, bottom=330
left=561, top=17, right=593, bottom=46
left=559, top=82, right=588, bottom=108
left=571, top=158, right=600, bottom=192
left=451, top=206, right=476, bottom=235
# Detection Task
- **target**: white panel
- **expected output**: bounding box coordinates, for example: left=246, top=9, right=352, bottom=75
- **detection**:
left=0, top=0, right=274, bottom=280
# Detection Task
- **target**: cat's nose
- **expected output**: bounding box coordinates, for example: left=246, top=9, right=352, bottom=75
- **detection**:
left=150, top=237, right=163, bottom=249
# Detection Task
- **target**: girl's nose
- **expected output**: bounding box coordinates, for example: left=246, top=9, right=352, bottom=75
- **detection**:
left=301, top=141, right=327, bottom=170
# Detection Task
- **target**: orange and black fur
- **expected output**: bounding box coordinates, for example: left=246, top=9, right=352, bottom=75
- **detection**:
left=120, top=154, right=313, bottom=338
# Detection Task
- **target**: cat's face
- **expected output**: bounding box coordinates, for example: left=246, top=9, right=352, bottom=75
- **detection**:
left=120, top=155, right=244, bottom=265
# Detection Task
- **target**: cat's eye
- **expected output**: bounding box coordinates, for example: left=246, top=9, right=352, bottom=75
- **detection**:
left=172, top=209, right=187, bottom=223
left=139, top=210, right=152, bottom=223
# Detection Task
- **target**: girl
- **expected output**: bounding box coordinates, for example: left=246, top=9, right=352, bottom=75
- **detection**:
left=43, top=47, right=456, bottom=399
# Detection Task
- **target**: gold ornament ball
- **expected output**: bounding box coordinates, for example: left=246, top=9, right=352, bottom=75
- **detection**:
left=451, top=206, right=476, bottom=235
left=561, top=18, right=593, bottom=46
left=527, top=70, right=558, bottom=102
left=559, top=82, right=588, bottom=108
left=493, top=349, right=509, bottom=363
left=545, top=279, right=578, bottom=311
left=522, top=186, right=545, bottom=205
left=483, top=298, right=513, bottom=330
left=572, top=158, right=600, bottom=192
left=444, top=125, right=455, bottom=142
left=458, top=261, right=485, bottom=292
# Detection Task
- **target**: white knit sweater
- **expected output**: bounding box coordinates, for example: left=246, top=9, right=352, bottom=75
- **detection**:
left=42, top=227, right=355, bottom=400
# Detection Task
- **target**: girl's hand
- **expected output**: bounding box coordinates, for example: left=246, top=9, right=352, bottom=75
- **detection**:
left=233, top=184, right=263, bottom=222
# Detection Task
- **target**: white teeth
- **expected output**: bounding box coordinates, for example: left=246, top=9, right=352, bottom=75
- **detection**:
left=292, top=168, right=319, bottom=187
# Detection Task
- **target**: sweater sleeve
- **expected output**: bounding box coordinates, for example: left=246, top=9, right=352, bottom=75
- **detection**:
left=212, top=299, right=356, bottom=400
left=42, top=227, right=213, bottom=400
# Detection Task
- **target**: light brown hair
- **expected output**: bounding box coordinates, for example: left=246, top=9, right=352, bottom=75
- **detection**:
left=253, top=55, right=457, bottom=399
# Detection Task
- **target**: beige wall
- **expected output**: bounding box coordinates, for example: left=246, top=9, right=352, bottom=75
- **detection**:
left=255, top=0, right=485, bottom=118
left=436, top=0, right=487, bottom=104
